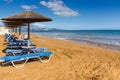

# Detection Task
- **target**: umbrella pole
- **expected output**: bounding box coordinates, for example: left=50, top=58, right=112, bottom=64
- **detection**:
left=19, top=27, right=21, bottom=35
left=15, top=27, right=17, bottom=33
left=14, top=28, right=15, bottom=32
left=28, top=23, right=30, bottom=39
left=12, top=28, right=14, bottom=32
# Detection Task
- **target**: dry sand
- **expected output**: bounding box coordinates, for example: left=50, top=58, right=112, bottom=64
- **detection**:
left=0, top=34, right=120, bottom=80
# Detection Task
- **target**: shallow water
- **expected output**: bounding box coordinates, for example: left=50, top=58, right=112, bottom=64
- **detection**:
left=32, top=30, right=120, bottom=51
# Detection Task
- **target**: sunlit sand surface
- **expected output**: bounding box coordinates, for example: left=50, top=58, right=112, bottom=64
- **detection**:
left=0, top=34, right=120, bottom=80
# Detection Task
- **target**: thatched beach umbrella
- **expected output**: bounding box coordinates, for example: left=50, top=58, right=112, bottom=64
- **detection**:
left=4, top=22, right=26, bottom=27
left=3, top=21, right=25, bottom=24
left=4, top=25, right=18, bottom=33
left=3, top=21, right=26, bottom=33
left=5, top=24, right=26, bottom=34
left=3, top=22, right=25, bottom=26
left=4, top=26, right=16, bottom=32
left=1, top=11, right=53, bottom=39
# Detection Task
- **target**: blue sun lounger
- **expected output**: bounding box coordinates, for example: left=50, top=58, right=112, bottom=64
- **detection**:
left=6, top=42, right=36, bottom=47
left=6, top=34, right=17, bottom=43
left=6, top=40, right=36, bottom=48
left=0, top=52, right=53, bottom=68
left=5, top=48, right=47, bottom=55
left=5, top=33, right=10, bottom=39
left=6, top=48, right=47, bottom=53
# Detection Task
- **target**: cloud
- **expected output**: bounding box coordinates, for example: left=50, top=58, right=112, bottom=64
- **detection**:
left=21, top=5, right=38, bottom=10
left=40, top=0, right=79, bottom=17
left=4, top=0, right=13, bottom=2
left=31, top=23, right=46, bottom=28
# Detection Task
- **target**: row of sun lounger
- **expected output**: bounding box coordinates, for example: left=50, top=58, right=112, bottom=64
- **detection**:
left=0, top=33, right=53, bottom=68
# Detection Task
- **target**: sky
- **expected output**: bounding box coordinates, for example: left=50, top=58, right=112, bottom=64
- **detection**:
left=0, top=0, right=120, bottom=30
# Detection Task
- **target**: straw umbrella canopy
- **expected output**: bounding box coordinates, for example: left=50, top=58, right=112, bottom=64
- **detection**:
left=5, top=23, right=26, bottom=34
left=3, top=21, right=27, bottom=34
left=4, top=25, right=18, bottom=33
left=1, top=11, right=53, bottom=39
left=3, top=21, right=26, bottom=27
left=5, top=24, right=26, bottom=27
left=3, top=21, right=25, bottom=24
left=3, top=21, right=26, bottom=26
left=4, top=22, right=26, bottom=26
left=4, top=26, right=16, bottom=32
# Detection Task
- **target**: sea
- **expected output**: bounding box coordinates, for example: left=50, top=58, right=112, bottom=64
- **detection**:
left=32, top=30, right=120, bottom=51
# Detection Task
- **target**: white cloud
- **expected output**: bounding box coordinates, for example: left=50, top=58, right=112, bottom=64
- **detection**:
left=4, top=0, right=13, bottom=2
left=31, top=23, right=46, bottom=28
left=40, top=0, right=79, bottom=17
left=21, top=5, right=38, bottom=10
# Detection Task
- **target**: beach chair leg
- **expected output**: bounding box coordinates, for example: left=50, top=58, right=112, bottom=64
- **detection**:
left=38, top=55, right=52, bottom=63
left=2, top=61, right=10, bottom=65
left=11, top=59, right=29, bottom=68
left=6, top=36, right=11, bottom=42
left=12, top=52, right=16, bottom=56
left=43, top=50, right=46, bottom=52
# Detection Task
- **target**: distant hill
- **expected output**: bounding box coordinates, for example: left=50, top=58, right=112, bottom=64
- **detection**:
left=22, top=25, right=63, bottom=32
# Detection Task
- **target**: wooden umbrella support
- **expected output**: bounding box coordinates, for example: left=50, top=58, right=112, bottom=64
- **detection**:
left=19, top=26, right=21, bottom=35
left=28, top=23, right=30, bottom=39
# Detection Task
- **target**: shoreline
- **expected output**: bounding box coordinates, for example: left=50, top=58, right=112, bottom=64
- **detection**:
left=32, top=32, right=120, bottom=52
left=33, top=34, right=120, bottom=52
left=67, top=39, right=120, bottom=52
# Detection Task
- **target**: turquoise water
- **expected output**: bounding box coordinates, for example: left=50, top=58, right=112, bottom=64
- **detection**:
left=32, top=30, right=120, bottom=47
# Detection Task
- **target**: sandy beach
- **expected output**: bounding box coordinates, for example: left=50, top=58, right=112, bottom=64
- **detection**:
left=0, top=34, right=120, bottom=80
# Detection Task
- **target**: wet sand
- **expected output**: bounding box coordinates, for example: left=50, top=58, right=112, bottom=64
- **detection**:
left=68, top=39, right=120, bottom=52
left=0, top=34, right=120, bottom=80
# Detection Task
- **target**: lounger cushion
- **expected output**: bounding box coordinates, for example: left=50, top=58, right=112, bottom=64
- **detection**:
left=0, top=52, right=53, bottom=62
